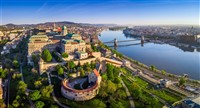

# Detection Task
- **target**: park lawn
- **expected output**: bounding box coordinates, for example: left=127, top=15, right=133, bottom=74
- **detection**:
left=123, top=74, right=182, bottom=105
left=134, top=77, right=182, bottom=104
left=148, top=89, right=182, bottom=104
left=122, top=64, right=183, bottom=104
left=121, top=75, right=164, bottom=108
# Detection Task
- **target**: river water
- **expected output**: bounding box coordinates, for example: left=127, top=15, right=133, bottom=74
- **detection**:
left=99, top=30, right=200, bottom=80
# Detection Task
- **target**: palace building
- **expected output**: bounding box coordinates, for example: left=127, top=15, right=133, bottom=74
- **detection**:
left=27, top=34, right=59, bottom=65
left=27, top=26, right=88, bottom=65
left=61, top=33, right=86, bottom=54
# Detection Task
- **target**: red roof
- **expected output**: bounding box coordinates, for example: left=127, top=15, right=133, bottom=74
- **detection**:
left=93, top=69, right=100, bottom=77
left=71, top=42, right=78, bottom=44
left=52, top=39, right=60, bottom=43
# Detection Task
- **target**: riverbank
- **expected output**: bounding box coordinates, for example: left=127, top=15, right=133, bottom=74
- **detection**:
left=97, top=41, right=200, bottom=98
left=98, top=31, right=200, bottom=85
left=124, top=33, right=200, bottom=50
left=99, top=30, right=200, bottom=80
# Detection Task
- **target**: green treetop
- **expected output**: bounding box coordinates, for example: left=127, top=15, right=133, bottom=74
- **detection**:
left=42, top=49, right=52, bottom=62
left=62, top=52, right=68, bottom=58
left=34, top=101, right=45, bottom=108
left=29, top=90, right=41, bottom=101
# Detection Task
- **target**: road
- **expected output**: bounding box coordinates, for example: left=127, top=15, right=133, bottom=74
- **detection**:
left=120, top=77, right=135, bottom=108
left=6, top=74, right=11, bottom=108
left=20, top=62, right=35, bottom=108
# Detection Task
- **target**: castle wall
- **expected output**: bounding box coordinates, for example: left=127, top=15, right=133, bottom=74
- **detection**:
left=61, top=76, right=101, bottom=101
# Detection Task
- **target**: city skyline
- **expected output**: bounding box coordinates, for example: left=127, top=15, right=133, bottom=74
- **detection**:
left=0, top=0, right=199, bottom=25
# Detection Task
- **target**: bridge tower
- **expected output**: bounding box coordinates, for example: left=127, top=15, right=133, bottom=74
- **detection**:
left=141, top=36, right=144, bottom=46
left=114, top=38, right=118, bottom=47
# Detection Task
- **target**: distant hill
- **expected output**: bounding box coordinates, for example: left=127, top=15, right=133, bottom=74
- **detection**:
left=2, top=21, right=119, bottom=29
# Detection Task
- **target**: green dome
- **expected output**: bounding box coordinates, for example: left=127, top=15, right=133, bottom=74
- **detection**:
left=62, top=26, right=67, bottom=30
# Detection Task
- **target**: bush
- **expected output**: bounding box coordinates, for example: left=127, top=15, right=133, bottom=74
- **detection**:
left=62, top=52, right=68, bottom=58
left=42, top=49, right=52, bottom=62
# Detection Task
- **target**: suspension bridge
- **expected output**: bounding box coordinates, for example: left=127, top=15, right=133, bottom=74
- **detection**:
left=103, top=37, right=149, bottom=47
left=104, top=39, right=139, bottom=43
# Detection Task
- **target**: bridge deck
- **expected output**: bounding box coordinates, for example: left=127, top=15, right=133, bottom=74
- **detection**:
left=104, top=39, right=139, bottom=43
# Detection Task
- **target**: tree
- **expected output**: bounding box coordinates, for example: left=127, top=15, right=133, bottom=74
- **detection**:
left=41, top=85, right=54, bottom=98
left=98, top=81, right=108, bottom=97
left=56, top=65, right=62, bottom=70
left=179, top=76, right=186, bottom=86
left=31, top=68, right=38, bottom=74
left=34, top=101, right=45, bottom=108
left=12, top=73, right=22, bottom=79
left=132, top=83, right=142, bottom=99
left=107, top=80, right=117, bottom=94
left=68, top=61, right=75, bottom=69
left=79, top=68, right=85, bottom=77
left=0, top=68, right=8, bottom=78
left=5, top=59, right=12, bottom=69
left=42, top=49, right=52, bottom=62
left=12, top=99, right=20, bottom=107
left=34, top=80, right=42, bottom=88
left=32, top=54, right=39, bottom=64
left=50, top=105, right=58, bottom=108
left=113, top=67, right=120, bottom=78
left=110, top=101, right=124, bottom=108
left=86, top=66, right=92, bottom=72
left=17, top=81, right=27, bottom=94
left=161, top=70, right=166, bottom=75
left=0, top=102, right=6, bottom=108
left=115, top=88, right=127, bottom=99
left=12, top=60, right=19, bottom=69
left=62, top=52, right=68, bottom=58
left=89, top=99, right=106, bottom=108
left=29, top=90, right=41, bottom=101
left=91, top=45, right=99, bottom=52
left=150, top=65, right=156, bottom=71
left=101, top=73, right=108, bottom=81
left=90, top=61, right=96, bottom=69
left=106, top=64, right=114, bottom=81
left=114, top=77, right=121, bottom=84
left=58, top=67, right=64, bottom=76
left=150, top=97, right=159, bottom=108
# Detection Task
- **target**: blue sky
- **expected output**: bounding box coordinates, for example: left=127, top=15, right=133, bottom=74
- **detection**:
left=0, top=0, right=199, bottom=25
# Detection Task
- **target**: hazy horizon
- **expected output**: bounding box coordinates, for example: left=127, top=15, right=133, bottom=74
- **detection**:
left=0, top=0, right=199, bottom=25
left=1, top=21, right=199, bottom=27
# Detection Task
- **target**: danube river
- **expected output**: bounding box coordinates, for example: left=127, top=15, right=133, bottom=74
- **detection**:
left=99, top=30, right=200, bottom=80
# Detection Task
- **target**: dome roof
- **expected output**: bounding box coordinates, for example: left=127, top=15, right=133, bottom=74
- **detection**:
left=62, top=26, right=67, bottom=30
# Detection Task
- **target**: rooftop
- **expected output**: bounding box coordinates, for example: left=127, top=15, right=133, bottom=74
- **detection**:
left=29, top=35, right=52, bottom=43
left=61, top=39, right=84, bottom=44
left=192, top=95, right=200, bottom=105
left=182, top=95, right=200, bottom=108
left=67, top=33, right=80, bottom=37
